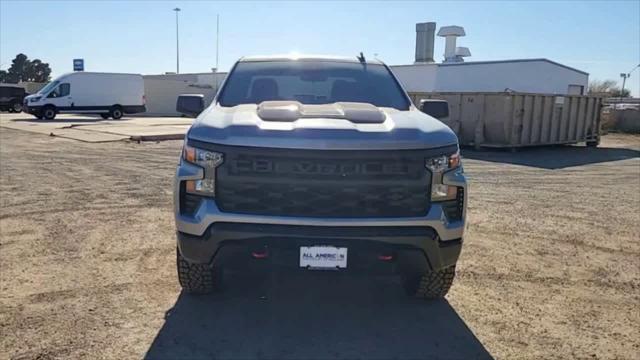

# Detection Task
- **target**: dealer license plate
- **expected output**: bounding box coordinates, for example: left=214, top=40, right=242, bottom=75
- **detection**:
left=299, top=246, right=348, bottom=269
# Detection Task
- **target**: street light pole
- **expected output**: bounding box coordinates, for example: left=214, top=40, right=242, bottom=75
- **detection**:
left=619, top=64, right=639, bottom=101
left=173, top=7, right=181, bottom=74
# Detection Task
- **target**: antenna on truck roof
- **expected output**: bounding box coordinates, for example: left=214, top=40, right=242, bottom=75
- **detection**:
left=357, top=52, right=366, bottom=63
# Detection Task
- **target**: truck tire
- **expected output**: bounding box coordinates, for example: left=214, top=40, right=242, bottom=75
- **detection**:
left=404, top=265, right=456, bottom=299
left=110, top=106, right=123, bottom=120
left=42, top=106, right=57, bottom=120
left=11, top=101, right=22, bottom=113
left=177, top=248, right=220, bottom=294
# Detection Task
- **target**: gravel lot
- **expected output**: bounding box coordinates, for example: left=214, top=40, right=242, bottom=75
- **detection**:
left=1, top=127, right=638, bottom=359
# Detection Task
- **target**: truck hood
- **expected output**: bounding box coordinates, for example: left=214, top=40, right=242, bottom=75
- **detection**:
left=187, top=102, right=458, bottom=150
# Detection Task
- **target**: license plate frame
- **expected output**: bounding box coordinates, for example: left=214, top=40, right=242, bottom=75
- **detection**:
left=299, top=246, right=348, bottom=270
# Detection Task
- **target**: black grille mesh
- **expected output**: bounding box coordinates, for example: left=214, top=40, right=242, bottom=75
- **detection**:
left=214, top=147, right=434, bottom=218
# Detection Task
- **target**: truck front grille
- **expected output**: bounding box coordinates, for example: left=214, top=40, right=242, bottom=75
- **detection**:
left=201, top=143, right=443, bottom=218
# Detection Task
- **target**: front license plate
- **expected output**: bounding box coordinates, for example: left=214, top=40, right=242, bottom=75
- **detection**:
left=299, top=246, right=348, bottom=269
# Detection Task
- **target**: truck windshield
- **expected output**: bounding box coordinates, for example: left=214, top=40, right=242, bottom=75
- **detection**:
left=218, top=60, right=411, bottom=110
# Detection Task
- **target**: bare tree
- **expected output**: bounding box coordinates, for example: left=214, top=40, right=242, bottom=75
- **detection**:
left=589, top=79, right=630, bottom=97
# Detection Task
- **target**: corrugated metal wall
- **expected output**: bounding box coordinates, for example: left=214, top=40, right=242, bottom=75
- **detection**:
left=409, top=92, right=602, bottom=148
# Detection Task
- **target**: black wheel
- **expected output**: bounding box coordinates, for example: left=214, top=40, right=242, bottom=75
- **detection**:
left=100, top=114, right=110, bottom=119
left=403, top=265, right=456, bottom=299
left=177, top=248, right=220, bottom=294
left=110, top=106, right=123, bottom=120
left=11, top=101, right=22, bottom=113
left=42, top=106, right=57, bottom=120
left=586, top=139, right=600, bottom=147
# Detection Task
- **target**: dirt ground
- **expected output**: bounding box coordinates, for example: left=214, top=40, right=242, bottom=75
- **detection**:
left=1, top=127, right=639, bottom=359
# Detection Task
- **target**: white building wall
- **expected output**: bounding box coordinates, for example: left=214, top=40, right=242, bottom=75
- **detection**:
left=389, top=64, right=438, bottom=93
left=391, top=60, right=588, bottom=95
left=436, top=60, right=588, bottom=94
left=142, top=73, right=227, bottom=116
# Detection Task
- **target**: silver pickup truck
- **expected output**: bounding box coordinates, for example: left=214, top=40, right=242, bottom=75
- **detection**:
left=173, top=55, right=467, bottom=299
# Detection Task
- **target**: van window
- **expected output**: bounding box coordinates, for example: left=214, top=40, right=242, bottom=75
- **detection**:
left=48, top=83, right=70, bottom=98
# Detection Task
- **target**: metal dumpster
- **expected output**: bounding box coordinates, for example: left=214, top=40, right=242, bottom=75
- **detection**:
left=409, top=92, right=603, bottom=148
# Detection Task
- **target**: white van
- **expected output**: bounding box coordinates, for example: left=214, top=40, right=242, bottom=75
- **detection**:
left=23, top=72, right=146, bottom=120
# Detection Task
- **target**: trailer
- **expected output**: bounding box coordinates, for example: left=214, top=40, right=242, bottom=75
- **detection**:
left=409, top=92, right=603, bottom=149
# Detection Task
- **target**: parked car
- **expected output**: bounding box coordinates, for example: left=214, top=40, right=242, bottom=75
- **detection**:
left=0, top=85, right=27, bottom=113
left=23, top=72, right=146, bottom=120
left=173, top=55, right=467, bottom=300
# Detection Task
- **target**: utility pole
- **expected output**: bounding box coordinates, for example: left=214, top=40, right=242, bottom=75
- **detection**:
left=216, top=14, right=220, bottom=72
left=173, top=7, right=181, bottom=74
left=620, top=64, right=640, bottom=101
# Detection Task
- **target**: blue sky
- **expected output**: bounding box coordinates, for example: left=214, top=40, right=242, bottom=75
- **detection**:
left=1, top=0, right=639, bottom=95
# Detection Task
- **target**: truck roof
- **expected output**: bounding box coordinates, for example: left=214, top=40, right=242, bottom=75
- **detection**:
left=239, top=54, right=385, bottom=65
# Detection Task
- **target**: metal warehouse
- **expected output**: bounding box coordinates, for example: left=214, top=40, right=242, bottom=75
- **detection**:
left=391, top=58, right=588, bottom=95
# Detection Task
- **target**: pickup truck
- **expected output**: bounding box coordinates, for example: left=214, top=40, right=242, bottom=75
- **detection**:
left=173, top=55, right=467, bottom=299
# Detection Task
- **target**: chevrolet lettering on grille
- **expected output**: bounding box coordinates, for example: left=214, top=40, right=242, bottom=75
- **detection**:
left=231, top=159, right=410, bottom=176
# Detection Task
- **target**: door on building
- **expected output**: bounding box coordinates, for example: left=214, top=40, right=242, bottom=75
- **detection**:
left=567, top=84, right=584, bottom=95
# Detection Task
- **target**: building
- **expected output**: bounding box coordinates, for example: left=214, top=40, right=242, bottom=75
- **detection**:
left=391, top=59, right=588, bottom=95
left=390, top=22, right=588, bottom=96
left=143, top=72, right=226, bottom=115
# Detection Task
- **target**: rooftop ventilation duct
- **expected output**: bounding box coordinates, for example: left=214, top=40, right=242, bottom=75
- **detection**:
left=415, top=22, right=436, bottom=63
left=437, top=25, right=467, bottom=63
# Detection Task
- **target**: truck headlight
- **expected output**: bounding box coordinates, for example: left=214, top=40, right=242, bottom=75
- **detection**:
left=29, top=96, right=42, bottom=103
left=182, top=144, right=223, bottom=197
left=426, top=151, right=461, bottom=201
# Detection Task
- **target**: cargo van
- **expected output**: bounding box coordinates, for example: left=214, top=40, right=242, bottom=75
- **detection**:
left=23, top=72, right=146, bottom=120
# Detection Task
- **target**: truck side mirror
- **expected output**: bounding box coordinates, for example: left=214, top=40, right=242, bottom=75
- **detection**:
left=420, top=100, right=449, bottom=120
left=177, top=94, right=205, bottom=117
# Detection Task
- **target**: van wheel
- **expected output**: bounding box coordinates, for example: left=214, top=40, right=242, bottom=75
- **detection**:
left=42, top=106, right=57, bottom=120
left=100, top=114, right=110, bottom=119
left=110, top=106, right=123, bottom=120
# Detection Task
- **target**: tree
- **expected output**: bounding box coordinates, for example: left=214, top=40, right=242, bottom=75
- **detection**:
left=610, top=87, right=631, bottom=98
left=0, top=53, right=52, bottom=83
left=588, top=79, right=631, bottom=98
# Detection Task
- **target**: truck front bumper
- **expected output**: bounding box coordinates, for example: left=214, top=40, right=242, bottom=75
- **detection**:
left=174, top=161, right=467, bottom=272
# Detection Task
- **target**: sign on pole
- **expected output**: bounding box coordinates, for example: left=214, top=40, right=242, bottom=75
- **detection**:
left=73, top=59, right=84, bottom=71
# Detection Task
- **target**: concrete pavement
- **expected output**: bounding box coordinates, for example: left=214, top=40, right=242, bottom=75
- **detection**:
left=0, top=112, right=192, bottom=142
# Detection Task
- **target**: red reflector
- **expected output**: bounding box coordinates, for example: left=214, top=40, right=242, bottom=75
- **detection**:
left=251, top=251, right=268, bottom=259
left=378, top=254, right=393, bottom=261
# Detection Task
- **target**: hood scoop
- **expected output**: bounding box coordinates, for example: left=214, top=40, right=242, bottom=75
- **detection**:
left=257, top=101, right=386, bottom=123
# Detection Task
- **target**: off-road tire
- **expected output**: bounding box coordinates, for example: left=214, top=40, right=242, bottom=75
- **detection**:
left=404, top=265, right=456, bottom=299
left=177, top=248, right=219, bottom=294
